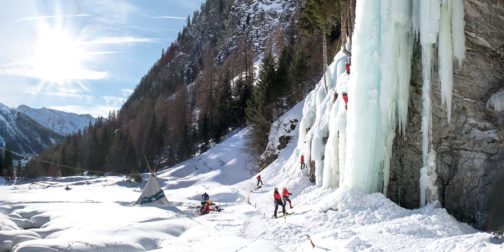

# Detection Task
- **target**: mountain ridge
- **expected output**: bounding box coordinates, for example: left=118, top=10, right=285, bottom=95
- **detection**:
left=0, top=102, right=63, bottom=155
left=16, top=105, right=97, bottom=136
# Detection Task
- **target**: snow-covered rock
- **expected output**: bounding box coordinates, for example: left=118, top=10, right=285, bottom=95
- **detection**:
left=0, top=102, right=63, bottom=154
left=16, top=105, right=97, bottom=136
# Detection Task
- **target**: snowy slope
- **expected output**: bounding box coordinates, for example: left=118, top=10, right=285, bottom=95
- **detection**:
left=0, top=101, right=501, bottom=251
left=0, top=103, right=63, bottom=154
left=16, top=105, right=97, bottom=136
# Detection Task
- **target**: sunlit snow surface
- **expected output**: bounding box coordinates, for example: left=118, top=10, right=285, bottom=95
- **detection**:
left=1, top=103, right=501, bottom=251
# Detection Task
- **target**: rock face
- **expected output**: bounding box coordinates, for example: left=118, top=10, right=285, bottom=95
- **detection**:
left=388, top=0, right=504, bottom=231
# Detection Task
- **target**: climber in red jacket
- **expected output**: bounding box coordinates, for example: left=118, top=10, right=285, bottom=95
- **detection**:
left=300, top=155, right=305, bottom=170
left=282, top=187, right=293, bottom=208
left=273, top=187, right=286, bottom=218
left=256, top=175, right=263, bottom=188
left=343, top=93, right=348, bottom=110
left=345, top=63, right=350, bottom=74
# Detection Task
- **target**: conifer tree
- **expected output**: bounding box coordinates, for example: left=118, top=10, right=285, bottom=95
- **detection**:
left=246, top=54, right=277, bottom=151
left=232, top=77, right=253, bottom=126
left=0, top=149, right=3, bottom=177
left=301, top=0, right=341, bottom=93
left=215, top=74, right=233, bottom=141
left=3, top=146, right=13, bottom=180
left=16, top=159, right=22, bottom=179
left=288, top=47, right=310, bottom=106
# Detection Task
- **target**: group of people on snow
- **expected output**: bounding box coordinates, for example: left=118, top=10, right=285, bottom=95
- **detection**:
left=199, top=192, right=221, bottom=215
left=256, top=175, right=294, bottom=218
left=273, top=187, right=293, bottom=218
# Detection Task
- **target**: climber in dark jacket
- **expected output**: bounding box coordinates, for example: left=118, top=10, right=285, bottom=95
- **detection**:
left=202, top=192, right=209, bottom=202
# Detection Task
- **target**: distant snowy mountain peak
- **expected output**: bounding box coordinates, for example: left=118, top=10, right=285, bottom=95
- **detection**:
left=16, top=105, right=97, bottom=136
left=0, top=102, right=63, bottom=154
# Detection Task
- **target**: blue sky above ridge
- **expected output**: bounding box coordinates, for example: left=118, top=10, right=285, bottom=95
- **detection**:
left=0, top=0, right=204, bottom=117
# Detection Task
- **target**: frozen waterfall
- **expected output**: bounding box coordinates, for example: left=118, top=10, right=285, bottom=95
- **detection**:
left=296, top=0, right=465, bottom=206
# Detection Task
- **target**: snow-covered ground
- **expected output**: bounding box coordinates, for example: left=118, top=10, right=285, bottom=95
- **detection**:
left=1, top=102, right=502, bottom=251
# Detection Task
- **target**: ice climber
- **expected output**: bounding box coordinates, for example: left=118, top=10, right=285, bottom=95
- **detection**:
left=343, top=93, right=348, bottom=110
left=345, top=63, right=350, bottom=74
left=273, top=187, right=286, bottom=218
left=257, top=175, right=263, bottom=188
left=300, top=155, right=305, bottom=170
left=282, top=187, right=293, bottom=208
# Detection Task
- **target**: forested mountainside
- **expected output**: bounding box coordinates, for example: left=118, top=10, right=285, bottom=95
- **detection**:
left=16, top=105, right=97, bottom=136
left=24, top=0, right=343, bottom=177
left=0, top=103, right=63, bottom=155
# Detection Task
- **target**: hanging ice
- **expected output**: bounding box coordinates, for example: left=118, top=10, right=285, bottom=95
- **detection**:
left=295, top=0, right=465, bottom=207
left=344, top=0, right=414, bottom=194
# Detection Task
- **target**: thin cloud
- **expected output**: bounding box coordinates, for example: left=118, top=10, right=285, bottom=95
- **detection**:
left=0, top=64, right=107, bottom=82
left=87, top=51, right=120, bottom=55
left=83, top=36, right=157, bottom=45
left=152, top=16, right=186, bottom=20
left=44, top=92, right=94, bottom=100
left=15, top=14, right=90, bottom=22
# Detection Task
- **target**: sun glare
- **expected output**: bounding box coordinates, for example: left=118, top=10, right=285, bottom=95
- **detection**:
left=31, top=24, right=106, bottom=84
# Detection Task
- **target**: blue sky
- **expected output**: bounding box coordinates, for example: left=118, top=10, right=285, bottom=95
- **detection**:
left=0, top=0, right=204, bottom=117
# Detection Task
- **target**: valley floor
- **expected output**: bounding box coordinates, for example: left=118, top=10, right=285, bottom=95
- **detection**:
left=0, top=105, right=502, bottom=251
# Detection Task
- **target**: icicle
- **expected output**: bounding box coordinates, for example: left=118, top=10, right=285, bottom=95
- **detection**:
left=439, top=0, right=454, bottom=122
left=420, top=149, right=439, bottom=206
left=342, top=0, right=414, bottom=194
left=452, top=0, right=466, bottom=67
left=417, top=0, right=441, bottom=206
left=344, top=0, right=382, bottom=193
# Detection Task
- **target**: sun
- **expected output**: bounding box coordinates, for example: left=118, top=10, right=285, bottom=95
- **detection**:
left=31, top=23, right=106, bottom=84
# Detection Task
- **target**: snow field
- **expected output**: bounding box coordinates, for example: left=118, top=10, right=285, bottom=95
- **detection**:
left=0, top=101, right=501, bottom=251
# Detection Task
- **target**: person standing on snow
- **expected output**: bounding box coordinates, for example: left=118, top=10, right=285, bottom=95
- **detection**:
left=300, top=155, right=305, bottom=170
left=273, top=187, right=286, bottom=218
left=282, top=187, right=293, bottom=208
left=257, top=175, right=263, bottom=188
left=202, top=192, right=209, bottom=202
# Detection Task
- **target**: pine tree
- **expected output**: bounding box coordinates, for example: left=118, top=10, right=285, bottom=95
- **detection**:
left=198, top=112, right=210, bottom=152
left=232, top=77, right=252, bottom=126
left=215, top=74, right=233, bottom=141
left=301, top=0, right=342, bottom=93
left=246, top=54, right=277, bottom=151
left=123, top=137, right=138, bottom=173
left=275, top=46, right=295, bottom=113
left=288, top=47, right=310, bottom=106
left=0, top=149, right=3, bottom=177
left=15, top=159, right=22, bottom=179
left=3, top=146, right=13, bottom=180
